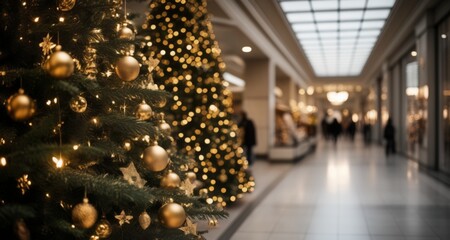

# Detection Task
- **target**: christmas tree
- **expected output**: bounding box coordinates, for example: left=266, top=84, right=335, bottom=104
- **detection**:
left=0, top=0, right=225, bottom=239
left=141, top=0, right=255, bottom=207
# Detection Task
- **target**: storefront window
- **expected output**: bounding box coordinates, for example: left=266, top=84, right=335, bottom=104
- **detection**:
left=405, top=59, right=420, bottom=159
left=438, top=17, right=450, bottom=174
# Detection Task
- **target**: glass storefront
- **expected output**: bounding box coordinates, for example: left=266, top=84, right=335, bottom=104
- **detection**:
left=438, top=16, right=450, bottom=175
left=404, top=56, right=420, bottom=159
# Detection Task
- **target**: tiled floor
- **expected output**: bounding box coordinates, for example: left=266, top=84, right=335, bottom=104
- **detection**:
left=231, top=137, right=450, bottom=240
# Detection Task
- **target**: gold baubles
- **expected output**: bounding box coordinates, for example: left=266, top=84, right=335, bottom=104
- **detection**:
left=199, top=188, right=208, bottom=198
left=44, top=45, right=74, bottom=79
left=95, top=218, right=112, bottom=239
left=69, top=95, right=87, bottom=113
left=158, top=203, right=186, bottom=228
left=139, top=211, right=151, bottom=230
left=115, top=56, right=140, bottom=82
left=14, top=219, right=30, bottom=240
left=6, top=89, right=36, bottom=121
left=135, top=102, right=152, bottom=120
left=186, top=172, right=196, bottom=184
left=58, top=0, right=76, bottom=11
left=219, top=172, right=228, bottom=183
left=118, top=26, right=135, bottom=40
left=159, top=120, right=171, bottom=135
left=72, top=197, right=98, bottom=229
left=160, top=172, right=181, bottom=188
left=142, top=145, right=169, bottom=171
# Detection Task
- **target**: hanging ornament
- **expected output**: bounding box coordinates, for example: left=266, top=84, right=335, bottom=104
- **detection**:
left=158, top=203, right=186, bottom=229
left=95, top=218, right=112, bottom=239
left=138, top=211, right=151, bottom=230
left=199, top=188, right=208, bottom=198
left=179, top=218, right=198, bottom=236
left=158, top=115, right=171, bottom=135
left=115, top=56, right=140, bottom=82
left=160, top=172, right=181, bottom=188
left=17, top=174, right=31, bottom=195
left=135, top=101, right=152, bottom=120
left=58, top=0, right=76, bottom=11
left=43, top=45, right=74, bottom=79
left=72, top=197, right=98, bottom=229
left=180, top=179, right=195, bottom=196
left=122, top=139, right=132, bottom=151
left=39, top=34, right=56, bottom=56
left=186, top=172, right=196, bottom=184
left=6, top=89, right=36, bottom=121
left=14, top=219, right=30, bottom=240
left=115, top=210, right=133, bottom=226
left=208, top=217, right=218, bottom=227
left=120, top=162, right=147, bottom=188
left=69, top=95, right=87, bottom=113
left=118, top=25, right=135, bottom=40
left=142, top=144, right=169, bottom=171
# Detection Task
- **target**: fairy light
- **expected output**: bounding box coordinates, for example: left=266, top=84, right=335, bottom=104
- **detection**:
left=52, top=156, right=64, bottom=168
left=0, top=157, right=6, bottom=166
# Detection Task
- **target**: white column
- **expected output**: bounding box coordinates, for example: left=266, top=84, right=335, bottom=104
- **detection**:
left=243, top=59, right=276, bottom=156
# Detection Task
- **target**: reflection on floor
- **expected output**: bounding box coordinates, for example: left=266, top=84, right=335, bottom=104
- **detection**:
left=231, top=137, right=450, bottom=240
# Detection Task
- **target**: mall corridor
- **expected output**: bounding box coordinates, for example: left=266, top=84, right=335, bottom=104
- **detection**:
left=231, top=138, right=450, bottom=240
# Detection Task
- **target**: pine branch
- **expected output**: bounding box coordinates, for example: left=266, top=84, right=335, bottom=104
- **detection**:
left=0, top=204, right=36, bottom=225
left=98, top=114, right=158, bottom=139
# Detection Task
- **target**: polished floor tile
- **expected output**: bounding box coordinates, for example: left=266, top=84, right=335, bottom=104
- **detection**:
left=230, top=137, right=450, bottom=240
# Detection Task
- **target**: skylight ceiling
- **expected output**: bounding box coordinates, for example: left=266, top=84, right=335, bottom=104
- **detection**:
left=278, top=0, right=396, bottom=77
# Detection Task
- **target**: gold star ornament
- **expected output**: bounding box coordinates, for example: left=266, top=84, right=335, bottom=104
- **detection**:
left=120, top=162, right=147, bottom=188
left=115, top=210, right=133, bottom=226
left=179, top=218, right=197, bottom=236
left=180, top=179, right=195, bottom=196
left=39, top=34, right=56, bottom=56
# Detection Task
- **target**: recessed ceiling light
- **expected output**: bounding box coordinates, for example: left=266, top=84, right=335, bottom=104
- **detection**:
left=442, top=34, right=447, bottom=39
left=242, top=46, right=252, bottom=53
left=411, top=51, right=417, bottom=57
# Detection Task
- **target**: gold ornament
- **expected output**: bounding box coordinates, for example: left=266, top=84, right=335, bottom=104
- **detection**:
left=69, top=95, right=87, bottom=113
left=58, top=0, right=76, bottom=11
left=145, top=57, right=160, bottom=73
left=138, top=211, right=151, bottom=230
left=179, top=218, right=198, bottom=236
left=142, top=145, right=169, bottom=171
left=118, top=26, right=135, bottom=40
left=17, top=174, right=31, bottom=195
left=72, top=197, right=98, bottom=229
left=199, top=188, right=208, bottom=198
left=180, top=179, right=195, bottom=196
left=219, top=172, right=228, bottom=183
left=160, top=172, right=181, bottom=188
left=95, top=218, right=112, bottom=239
left=115, top=210, right=133, bottom=226
left=14, top=219, right=30, bottom=240
left=7, top=89, right=36, bottom=121
left=120, top=162, right=147, bottom=188
left=208, top=217, right=218, bottom=227
left=158, top=203, right=186, bottom=229
left=159, top=120, right=171, bottom=135
left=39, top=33, right=56, bottom=56
left=135, top=101, right=152, bottom=120
left=186, top=172, right=196, bottom=184
left=115, top=56, right=140, bottom=82
left=44, top=45, right=74, bottom=79
left=123, top=140, right=132, bottom=151
left=158, top=97, right=167, bottom=108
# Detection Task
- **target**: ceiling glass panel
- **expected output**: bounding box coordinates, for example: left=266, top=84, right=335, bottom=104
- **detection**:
left=278, top=0, right=396, bottom=76
left=340, top=10, right=364, bottom=21
left=367, top=0, right=395, bottom=8
left=364, top=9, right=390, bottom=20
left=311, top=0, right=338, bottom=11
left=280, top=1, right=311, bottom=12
left=339, top=21, right=360, bottom=30
left=314, top=11, right=339, bottom=22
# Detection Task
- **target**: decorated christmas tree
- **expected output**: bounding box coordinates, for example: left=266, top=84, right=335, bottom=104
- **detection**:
left=0, top=0, right=225, bottom=239
left=141, top=0, right=255, bottom=207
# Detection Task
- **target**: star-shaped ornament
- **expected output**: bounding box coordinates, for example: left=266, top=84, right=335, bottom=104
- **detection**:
left=120, top=162, right=147, bottom=188
left=179, top=218, right=197, bottom=236
left=180, top=179, right=195, bottom=196
left=115, top=210, right=133, bottom=226
left=39, top=34, right=56, bottom=56
left=145, top=57, right=160, bottom=73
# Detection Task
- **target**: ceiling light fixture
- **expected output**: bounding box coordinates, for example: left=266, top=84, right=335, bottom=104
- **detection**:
left=327, top=91, right=349, bottom=106
left=241, top=46, right=252, bottom=53
left=411, top=51, right=417, bottom=57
